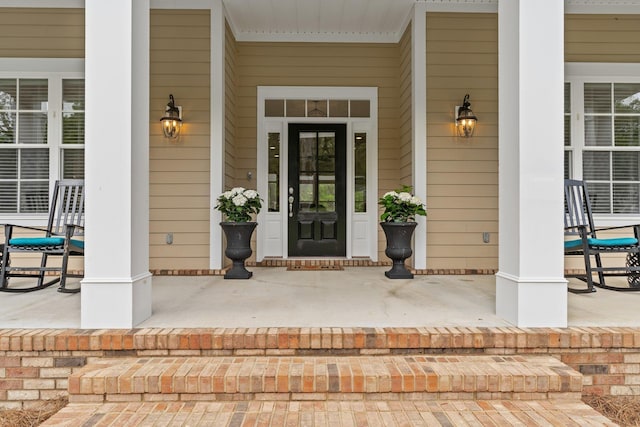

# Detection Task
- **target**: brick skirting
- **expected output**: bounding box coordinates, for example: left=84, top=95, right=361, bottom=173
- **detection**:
left=0, top=327, right=639, bottom=408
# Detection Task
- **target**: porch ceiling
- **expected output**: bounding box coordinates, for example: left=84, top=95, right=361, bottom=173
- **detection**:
left=223, top=0, right=415, bottom=43
left=221, top=0, right=639, bottom=42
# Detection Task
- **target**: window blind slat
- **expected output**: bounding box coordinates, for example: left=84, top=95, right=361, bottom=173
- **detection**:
left=0, top=149, right=17, bottom=179
left=612, top=152, right=640, bottom=181
left=584, top=83, right=611, bottom=114
left=584, top=116, right=612, bottom=146
left=62, top=149, right=84, bottom=179
left=18, top=79, right=47, bottom=111
left=20, top=148, right=49, bottom=180
left=613, top=183, right=640, bottom=214
left=583, top=152, right=610, bottom=181
left=0, top=182, right=17, bottom=213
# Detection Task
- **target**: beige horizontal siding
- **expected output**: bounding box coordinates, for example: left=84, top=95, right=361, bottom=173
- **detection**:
left=0, top=8, right=84, bottom=57
left=425, top=12, right=499, bottom=271
left=149, top=9, right=211, bottom=270
left=566, top=14, right=640, bottom=63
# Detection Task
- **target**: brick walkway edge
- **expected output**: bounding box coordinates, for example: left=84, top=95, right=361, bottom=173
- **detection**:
left=1, top=326, right=639, bottom=408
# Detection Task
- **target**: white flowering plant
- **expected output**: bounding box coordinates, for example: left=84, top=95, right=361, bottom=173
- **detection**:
left=215, top=187, right=262, bottom=222
left=378, top=185, right=426, bottom=222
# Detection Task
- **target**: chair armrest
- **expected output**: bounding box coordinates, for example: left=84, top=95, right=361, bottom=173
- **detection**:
left=593, top=224, right=640, bottom=233
left=3, top=223, right=51, bottom=237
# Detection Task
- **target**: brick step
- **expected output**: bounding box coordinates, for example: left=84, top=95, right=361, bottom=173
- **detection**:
left=68, top=355, right=582, bottom=403
left=42, top=400, right=616, bottom=427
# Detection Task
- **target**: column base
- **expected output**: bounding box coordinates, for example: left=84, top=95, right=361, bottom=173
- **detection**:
left=496, top=272, right=568, bottom=327
left=81, top=272, right=152, bottom=328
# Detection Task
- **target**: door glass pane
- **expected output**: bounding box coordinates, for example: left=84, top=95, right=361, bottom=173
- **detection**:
left=299, top=173, right=315, bottom=212
left=317, top=132, right=335, bottom=172
left=584, top=83, right=611, bottom=114
left=584, top=116, right=611, bottom=146
left=318, top=174, right=335, bottom=212
left=268, top=132, right=280, bottom=212
left=614, top=83, right=640, bottom=113
left=583, top=151, right=610, bottom=181
left=299, top=132, right=317, bottom=172
left=354, top=133, right=367, bottom=212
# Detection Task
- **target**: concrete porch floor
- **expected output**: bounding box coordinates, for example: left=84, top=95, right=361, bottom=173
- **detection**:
left=0, top=267, right=639, bottom=329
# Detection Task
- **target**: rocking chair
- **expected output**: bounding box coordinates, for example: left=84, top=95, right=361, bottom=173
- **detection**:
left=0, top=179, right=84, bottom=293
left=564, top=179, right=640, bottom=293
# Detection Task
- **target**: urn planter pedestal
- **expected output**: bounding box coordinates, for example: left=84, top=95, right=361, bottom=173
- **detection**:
left=380, top=221, right=417, bottom=279
left=220, top=222, right=257, bottom=279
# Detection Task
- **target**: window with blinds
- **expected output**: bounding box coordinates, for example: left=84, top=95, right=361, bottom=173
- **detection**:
left=62, top=79, right=85, bottom=180
left=0, top=77, right=84, bottom=215
left=582, top=83, right=640, bottom=214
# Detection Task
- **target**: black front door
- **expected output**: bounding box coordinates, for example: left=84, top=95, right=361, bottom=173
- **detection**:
left=288, top=123, right=346, bottom=256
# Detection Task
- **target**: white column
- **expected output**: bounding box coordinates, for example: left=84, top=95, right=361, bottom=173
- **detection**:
left=496, top=0, right=567, bottom=327
left=412, top=4, right=428, bottom=269
left=82, top=0, right=152, bottom=328
left=210, top=0, right=225, bottom=269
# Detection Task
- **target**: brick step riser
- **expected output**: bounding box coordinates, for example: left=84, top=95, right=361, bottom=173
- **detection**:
left=68, top=390, right=584, bottom=404
left=68, top=355, right=583, bottom=404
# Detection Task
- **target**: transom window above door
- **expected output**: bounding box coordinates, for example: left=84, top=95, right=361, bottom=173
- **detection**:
left=264, top=99, right=370, bottom=118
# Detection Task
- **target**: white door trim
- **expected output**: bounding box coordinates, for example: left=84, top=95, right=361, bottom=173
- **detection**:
left=256, top=86, right=378, bottom=261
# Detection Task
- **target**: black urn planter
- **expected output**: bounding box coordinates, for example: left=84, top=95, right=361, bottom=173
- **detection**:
left=220, top=222, right=257, bottom=279
left=380, top=221, right=417, bottom=279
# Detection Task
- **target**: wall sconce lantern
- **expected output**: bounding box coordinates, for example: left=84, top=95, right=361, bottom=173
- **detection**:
left=160, top=94, right=182, bottom=139
left=455, top=94, right=478, bottom=138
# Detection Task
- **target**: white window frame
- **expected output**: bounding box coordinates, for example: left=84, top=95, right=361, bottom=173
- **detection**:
left=0, top=58, right=84, bottom=225
left=566, top=63, right=640, bottom=226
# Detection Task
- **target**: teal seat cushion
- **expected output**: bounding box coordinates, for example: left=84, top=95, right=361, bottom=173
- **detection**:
left=565, top=237, right=638, bottom=249
left=9, top=237, right=84, bottom=249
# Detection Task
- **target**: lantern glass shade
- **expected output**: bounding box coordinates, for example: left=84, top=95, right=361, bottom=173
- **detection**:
left=455, top=94, right=477, bottom=138
left=456, top=110, right=477, bottom=137
left=160, top=94, right=182, bottom=139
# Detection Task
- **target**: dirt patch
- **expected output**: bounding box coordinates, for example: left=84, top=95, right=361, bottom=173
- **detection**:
left=584, top=395, right=640, bottom=426
left=0, top=397, right=67, bottom=427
